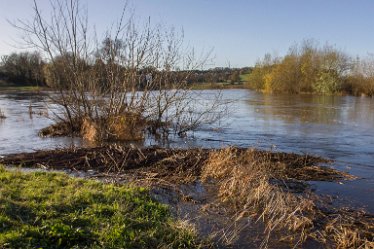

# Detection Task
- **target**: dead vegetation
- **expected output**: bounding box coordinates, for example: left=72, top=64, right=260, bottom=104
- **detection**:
left=323, top=210, right=374, bottom=249
left=201, top=147, right=372, bottom=248
left=0, top=108, right=6, bottom=119
left=40, top=113, right=146, bottom=141
left=1, top=146, right=372, bottom=248
left=14, top=0, right=227, bottom=143
left=39, top=119, right=81, bottom=137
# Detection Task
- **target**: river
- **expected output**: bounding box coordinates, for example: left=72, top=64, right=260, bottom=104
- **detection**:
left=0, top=89, right=373, bottom=212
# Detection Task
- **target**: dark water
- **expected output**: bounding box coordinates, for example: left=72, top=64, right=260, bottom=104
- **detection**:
left=1, top=89, right=373, bottom=212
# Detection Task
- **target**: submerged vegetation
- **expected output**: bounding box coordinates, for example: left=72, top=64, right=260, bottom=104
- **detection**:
left=0, top=108, right=6, bottom=119
left=1, top=146, right=372, bottom=248
left=9, top=0, right=228, bottom=143
left=0, top=166, right=200, bottom=249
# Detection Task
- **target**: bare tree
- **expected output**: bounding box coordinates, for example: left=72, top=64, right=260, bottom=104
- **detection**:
left=13, top=0, right=226, bottom=141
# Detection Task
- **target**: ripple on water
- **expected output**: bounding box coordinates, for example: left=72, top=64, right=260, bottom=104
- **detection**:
left=0, top=89, right=374, bottom=212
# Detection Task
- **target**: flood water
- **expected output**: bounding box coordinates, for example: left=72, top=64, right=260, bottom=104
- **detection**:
left=0, top=89, right=373, bottom=212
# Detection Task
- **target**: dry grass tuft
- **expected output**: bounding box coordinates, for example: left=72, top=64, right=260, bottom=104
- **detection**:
left=81, top=117, right=99, bottom=141
left=201, top=147, right=373, bottom=248
left=106, top=112, right=145, bottom=141
left=202, top=147, right=316, bottom=246
left=322, top=211, right=374, bottom=249
left=40, top=112, right=145, bottom=141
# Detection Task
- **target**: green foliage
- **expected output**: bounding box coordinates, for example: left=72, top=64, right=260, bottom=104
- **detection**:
left=0, top=168, right=200, bottom=249
left=245, top=65, right=267, bottom=90
left=239, top=73, right=251, bottom=82
left=266, top=55, right=300, bottom=93
left=245, top=54, right=276, bottom=91
left=313, top=71, right=340, bottom=94
left=245, top=41, right=351, bottom=95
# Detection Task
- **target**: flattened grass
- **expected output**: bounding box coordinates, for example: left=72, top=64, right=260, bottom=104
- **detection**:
left=201, top=148, right=373, bottom=248
left=0, top=167, right=200, bottom=249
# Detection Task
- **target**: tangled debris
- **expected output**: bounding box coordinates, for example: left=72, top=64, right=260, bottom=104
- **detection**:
left=1, top=146, right=372, bottom=248
left=0, top=145, right=344, bottom=181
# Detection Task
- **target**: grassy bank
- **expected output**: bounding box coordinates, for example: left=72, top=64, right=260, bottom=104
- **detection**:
left=0, top=166, right=200, bottom=249
left=190, top=82, right=245, bottom=90
left=0, top=83, right=46, bottom=92
left=1, top=146, right=372, bottom=248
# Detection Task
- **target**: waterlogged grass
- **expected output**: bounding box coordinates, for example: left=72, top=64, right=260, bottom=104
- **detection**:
left=0, top=167, right=200, bottom=249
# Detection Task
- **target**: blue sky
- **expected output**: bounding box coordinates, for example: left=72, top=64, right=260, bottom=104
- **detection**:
left=1, top=0, right=374, bottom=67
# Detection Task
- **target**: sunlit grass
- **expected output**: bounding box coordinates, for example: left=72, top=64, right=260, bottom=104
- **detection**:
left=0, top=166, right=200, bottom=249
left=190, top=82, right=244, bottom=90
left=0, top=82, right=45, bottom=92
left=239, top=73, right=251, bottom=83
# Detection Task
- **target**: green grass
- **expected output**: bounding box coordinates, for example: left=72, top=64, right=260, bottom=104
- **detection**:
left=190, top=82, right=244, bottom=90
left=0, top=167, right=200, bottom=249
left=239, top=73, right=251, bottom=83
left=0, top=85, right=45, bottom=92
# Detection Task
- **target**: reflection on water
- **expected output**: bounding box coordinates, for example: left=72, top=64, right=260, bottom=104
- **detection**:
left=184, top=90, right=374, bottom=212
left=0, top=89, right=373, bottom=212
left=0, top=91, right=85, bottom=154
left=256, top=93, right=374, bottom=127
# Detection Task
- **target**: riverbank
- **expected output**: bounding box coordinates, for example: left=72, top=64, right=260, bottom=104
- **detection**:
left=0, top=82, right=243, bottom=92
left=0, top=166, right=202, bottom=248
left=2, top=80, right=371, bottom=97
left=1, top=146, right=372, bottom=248
left=190, top=82, right=245, bottom=90
left=0, top=83, right=47, bottom=92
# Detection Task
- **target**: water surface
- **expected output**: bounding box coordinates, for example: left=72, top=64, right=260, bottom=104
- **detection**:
left=1, top=89, right=373, bottom=212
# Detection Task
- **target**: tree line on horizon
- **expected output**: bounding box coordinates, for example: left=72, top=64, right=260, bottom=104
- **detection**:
left=0, top=51, right=45, bottom=86
left=2, top=40, right=374, bottom=97
left=0, top=48, right=247, bottom=89
left=245, top=40, right=374, bottom=96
